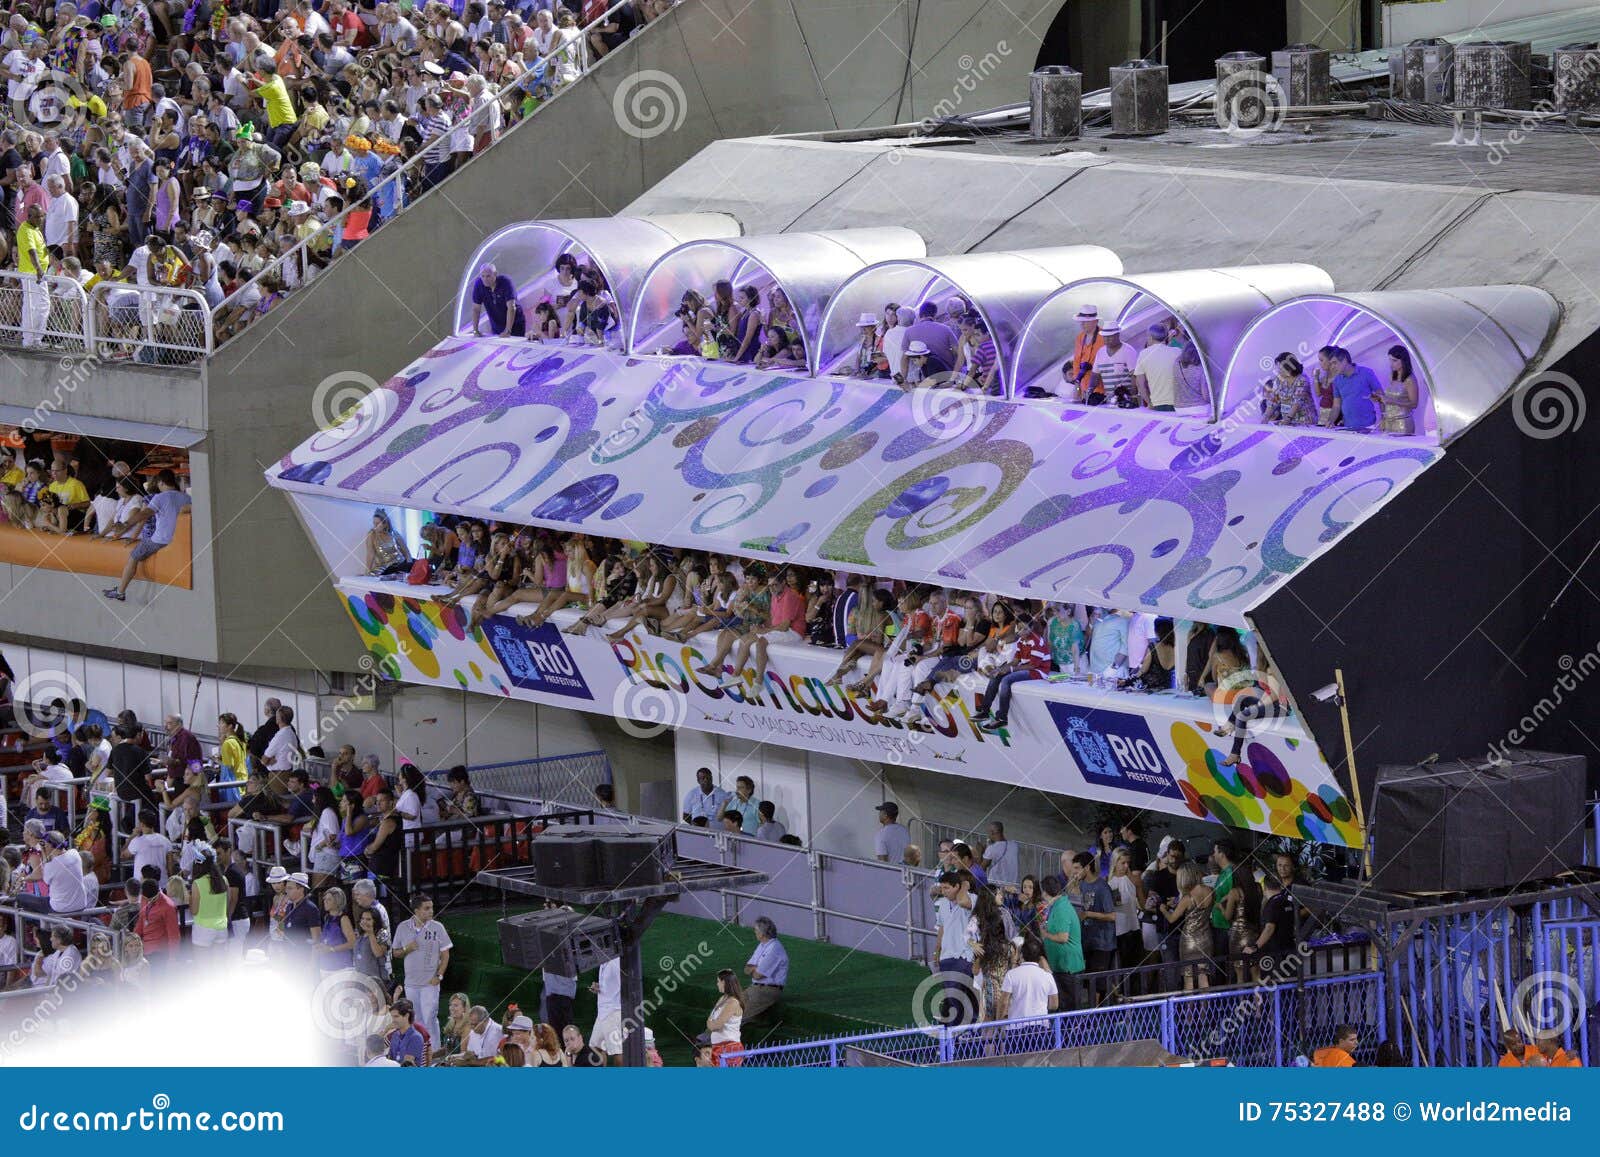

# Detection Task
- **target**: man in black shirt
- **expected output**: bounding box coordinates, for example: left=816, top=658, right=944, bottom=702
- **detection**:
left=1248, top=873, right=1300, bottom=976
left=107, top=725, right=157, bottom=836
left=1140, top=838, right=1186, bottom=990
left=247, top=697, right=281, bottom=773
left=215, top=839, right=252, bottom=943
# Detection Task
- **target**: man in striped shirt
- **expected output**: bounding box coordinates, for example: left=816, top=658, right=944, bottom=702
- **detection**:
left=977, top=613, right=1052, bottom=731
left=417, top=93, right=454, bottom=192
left=961, top=312, right=999, bottom=394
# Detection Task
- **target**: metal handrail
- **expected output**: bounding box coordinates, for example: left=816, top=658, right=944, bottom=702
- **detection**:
left=0, top=269, right=91, bottom=352
left=88, top=280, right=212, bottom=361
left=211, top=0, right=646, bottom=337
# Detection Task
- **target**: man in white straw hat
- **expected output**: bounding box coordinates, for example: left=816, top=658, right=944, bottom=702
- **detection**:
left=1086, top=320, right=1139, bottom=407
left=1054, top=303, right=1102, bottom=400
left=853, top=310, right=880, bottom=377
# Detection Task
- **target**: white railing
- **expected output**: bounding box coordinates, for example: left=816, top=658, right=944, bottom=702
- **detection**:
left=89, top=283, right=212, bottom=365
left=0, top=270, right=90, bottom=353
left=0, top=274, right=213, bottom=363
left=212, top=0, right=655, bottom=344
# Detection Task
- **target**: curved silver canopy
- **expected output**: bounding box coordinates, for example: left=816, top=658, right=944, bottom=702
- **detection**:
left=1220, top=285, right=1560, bottom=442
left=626, top=227, right=926, bottom=356
left=1011, top=264, right=1333, bottom=409
left=452, top=214, right=741, bottom=336
left=813, top=246, right=1123, bottom=387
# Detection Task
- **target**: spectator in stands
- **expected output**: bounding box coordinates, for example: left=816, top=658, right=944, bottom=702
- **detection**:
left=96, top=468, right=184, bottom=600
left=680, top=766, right=730, bottom=826
left=124, top=810, right=173, bottom=888
left=468, top=261, right=525, bottom=336
left=1039, top=874, right=1083, bottom=1010
left=976, top=613, right=1050, bottom=733
left=362, top=787, right=405, bottom=902
left=980, top=821, right=1017, bottom=887
left=261, top=704, right=303, bottom=785
left=1321, top=346, right=1380, bottom=431
left=1159, top=863, right=1214, bottom=991
left=1312, top=1025, right=1360, bottom=1067
left=133, top=875, right=181, bottom=965
left=29, top=925, right=82, bottom=988
left=997, top=937, right=1058, bottom=1032
left=248, top=698, right=282, bottom=773
left=563, top=1023, right=603, bottom=1067
left=163, top=713, right=203, bottom=767
left=754, top=801, right=785, bottom=843
left=706, top=968, right=745, bottom=1066
left=1261, top=352, right=1316, bottom=426
left=358, top=753, right=387, bottom=803
left=393, top=892, right=452, bottom=1044
left=933, top=870, right=975, bottom=1025
left=968, top=886, right=1013, bottom=1020
left=438, top=765, right=481, bottom=821
left=588, top=954, right=622, bottom=1065
left=873, top=800, right=909, bottom=863
left=387, top=998, right=427, bottom=1065
left=723, top=775, right=758, bottom=833
left=741, top=916, right=787, bottom=1022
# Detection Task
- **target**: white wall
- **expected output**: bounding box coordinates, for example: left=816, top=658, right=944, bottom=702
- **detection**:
left=1, top=645, right=317, bottom=742
left=1383, top=0, right=1596, bottom=44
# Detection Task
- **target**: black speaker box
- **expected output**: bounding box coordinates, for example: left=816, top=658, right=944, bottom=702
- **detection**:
left=1370, top=750, right=1586, bottom=893
left=532, top=831, right=601, bottom=889
left=594, top=832, right=666, bottom=887
left=499, top=909, right=620, bottom=974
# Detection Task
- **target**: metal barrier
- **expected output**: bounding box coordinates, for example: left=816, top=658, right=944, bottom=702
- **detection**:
left=921, top=818, right=1062, bottom=884
left=0, top=903, right=122, bottom=984
left=89, top=282, right=212, bottom=364
left=731, top=971, right=1385, bottom=1067
left=399, top=811, right=563, bottom=907
left=420, top=751, right=612, bottom=812
left=0, top=270, right=90, bottom=352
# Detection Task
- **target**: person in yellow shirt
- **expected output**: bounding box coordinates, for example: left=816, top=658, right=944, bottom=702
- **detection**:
left=43, top=458, right=91, bottom=532
left=1311, top=1024, right=1359, bottom=1067
left=252, top=62, right=298, bottom=148
left=0, top=450, right=22, bottom=489
left=16, top=202, right=50, bottom=348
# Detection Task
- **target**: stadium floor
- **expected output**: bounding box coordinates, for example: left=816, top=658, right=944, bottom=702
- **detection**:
left=445, top=907, right=928, bottom=1065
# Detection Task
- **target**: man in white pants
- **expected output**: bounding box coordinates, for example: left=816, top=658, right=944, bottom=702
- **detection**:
left=588, top=955, right=622, bottom=1065
left=392, top=893, right=451, bottom=1047
left=17, top=202, right=50, bottom=347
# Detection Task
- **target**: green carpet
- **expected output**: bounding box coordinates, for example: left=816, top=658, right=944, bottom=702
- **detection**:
left=443, top=907, right=929, bottom=1065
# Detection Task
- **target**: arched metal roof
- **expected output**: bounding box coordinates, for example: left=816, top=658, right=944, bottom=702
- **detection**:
left=626, top=227, right=926, bottom=356
left=1220, top=285, right=1560, bottom=442
left=812, top=246, right=1123, bottom=386
left=1011, top=264, right=1333, bottom=410
left=452, top=213, right=741, bottom=336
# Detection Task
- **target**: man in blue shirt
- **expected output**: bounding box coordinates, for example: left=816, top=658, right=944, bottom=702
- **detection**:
left=1072, top=852, right=1118, bottom=975
left=103, top=469, right=190, bottom=602
left=754, top=800, right=786, bottom=842
left=468, top=262, right=526, bottom=337
left=724, top=775, right=759, bottom=833
left=1325, top=346, right=1380, bottom=430
left=386, top=999, right=427, bottom=1065
left=742, top=916, right=789, bottom=1021
left=681, top=766, right=730, bottom=825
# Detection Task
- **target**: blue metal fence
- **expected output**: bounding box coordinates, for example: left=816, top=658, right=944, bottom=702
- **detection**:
left=731, top=972, right=1384, bottom=1067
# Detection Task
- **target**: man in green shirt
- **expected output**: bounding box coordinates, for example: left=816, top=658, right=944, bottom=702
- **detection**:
left=1210, top=838, right=1237, bottom=963
left=1040, top=874, right=1083, bottom=1010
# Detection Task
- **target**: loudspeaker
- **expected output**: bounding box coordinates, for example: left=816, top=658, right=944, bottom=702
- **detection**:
left=499, top=909, right=620, bottom=974
left=1370, top=750, right=1586, bottom=893
left=532, top=831, right=601, bottom=889
left=594, top=833, right=666, bottom=888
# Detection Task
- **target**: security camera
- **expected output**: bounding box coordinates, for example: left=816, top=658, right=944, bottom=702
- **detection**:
left=1311, top=682, right=1339, bottom=704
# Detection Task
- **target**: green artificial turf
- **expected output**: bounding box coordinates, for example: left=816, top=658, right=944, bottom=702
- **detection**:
left=443, top=907, right=930, bottom=1065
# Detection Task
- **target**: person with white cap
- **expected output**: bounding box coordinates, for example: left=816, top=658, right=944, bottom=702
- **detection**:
left=851, top=311, right=879, bottom=377
left=282, top=871, right=321, bottom=951
left=501, top=1013, right=534, bottom=1065
left=902, top=339, right=930, bottom=386
left=1085, top=321, right=1139, bottom=407
left=1054, top=304, right=1102, bottom=400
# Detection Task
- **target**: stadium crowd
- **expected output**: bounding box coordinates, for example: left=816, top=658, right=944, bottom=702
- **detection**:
left=365, top=512, right=1276, bottom=746
left=0, top=0, right=661, bottom=351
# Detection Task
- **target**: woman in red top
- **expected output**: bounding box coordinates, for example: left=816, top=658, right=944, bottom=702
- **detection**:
left=132, top=877, right=181, bottom=961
